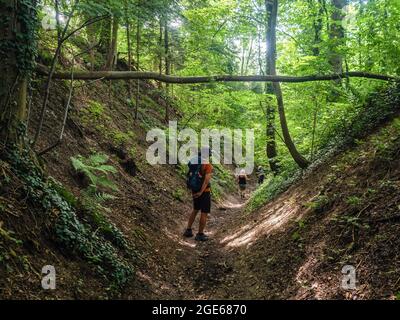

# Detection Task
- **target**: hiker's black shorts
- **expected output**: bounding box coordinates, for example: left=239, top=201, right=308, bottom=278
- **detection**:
left=193, top=192, right=211, bottom=214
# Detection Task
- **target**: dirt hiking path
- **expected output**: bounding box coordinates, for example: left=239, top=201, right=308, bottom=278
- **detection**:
left=174, top=183, right=260, bottom=299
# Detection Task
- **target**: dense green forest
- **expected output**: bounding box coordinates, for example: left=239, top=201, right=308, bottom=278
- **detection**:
left=0, top=0, right=399, bottom=301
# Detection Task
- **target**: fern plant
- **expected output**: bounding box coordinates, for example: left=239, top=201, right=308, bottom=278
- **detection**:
left=71, top=153, right=119, bottom=194
left=70, top=153, right=127, bottom=249
left=71, top=152, right=119, bottom=217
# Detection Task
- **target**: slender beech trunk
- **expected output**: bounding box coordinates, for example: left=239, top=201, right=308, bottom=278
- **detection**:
left=265, top=0, right=279, bottom=174
left=135, top=18, right=140, bottom=120
left=55, top=0, right=61, bottom=44
left=329, top=0, right=346, bottom=75
left=307, top=0, right=324, bottom=56
left=269, top=0, right=309, bottom=169
left=105, top=16, right=119, bottom=71
left=257, top=28, right=264, bottom=74
left=358, top=0, right=363, bottom=69
left=126, top=18, right=132, bottom=100
left=156, top=19, right=163, bottom=91
left=240, top=38, right=246, bottom=75
left=244, top=37, right=253, bottom=75
left=127, top=20, right=132, bottom=68
left=100, top=17, right=112, bottom=64
left=86, top=18, right=97, bottom=71
left=164, top=19, right=170, bottom=122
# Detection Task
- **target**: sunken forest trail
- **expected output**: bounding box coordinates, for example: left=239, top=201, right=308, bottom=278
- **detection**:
left=1, top=59, right=399, bottom=300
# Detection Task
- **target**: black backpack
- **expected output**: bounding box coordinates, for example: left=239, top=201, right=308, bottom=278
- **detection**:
left=187, top=157, right=203, bottom=192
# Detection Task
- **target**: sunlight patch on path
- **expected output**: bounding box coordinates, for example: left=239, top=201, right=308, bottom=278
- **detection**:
left=163, top=228, right=197, bottom=248
left=219, top=200, right=244, bottom=210
left=221, top=197, right=301, bottom=248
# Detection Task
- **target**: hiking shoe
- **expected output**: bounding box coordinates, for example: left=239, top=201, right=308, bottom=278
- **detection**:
left=195, top=233, right=209, bottom=241
left=183, top=228, right=194, bottom=238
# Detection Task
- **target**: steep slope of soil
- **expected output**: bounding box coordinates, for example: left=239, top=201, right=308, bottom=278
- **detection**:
left=197, top=117, right=400, bottom=300
left=0, top=66, right=194, bottom=299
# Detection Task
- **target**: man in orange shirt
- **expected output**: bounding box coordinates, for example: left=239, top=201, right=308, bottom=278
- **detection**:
left=183, top=147, right=213, bottom=241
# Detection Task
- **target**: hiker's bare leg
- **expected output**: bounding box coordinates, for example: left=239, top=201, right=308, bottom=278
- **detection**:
left=187, top=209, right=199, bottom=229
left=199, top=212, right=208, bottom=234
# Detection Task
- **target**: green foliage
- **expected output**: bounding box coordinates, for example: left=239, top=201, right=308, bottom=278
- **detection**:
left=79, top=100, right=111, bottom=135
left=109, top=130, right=135, bottom=147
left=49, top=178, right=78, bottom=208
left=291, top=231, right=301, bottom=242
left=80, top=100, right=108, bottom=121
left=78, top=100, right=135, bottom=148
left=209, top=165, right=236, bottom=201
left=172, top=188, right=185, bottom=202
left=71, top=153, right=119, bottom=193
left=371, top=118, right=400, bottom=161
left=70, top=153, right=128, bottom=250
left=346, top=195, right=363, bottom=208
left=246, top=168, right=301, bottom=213
left=5, top=147, right=133, bottom=290
left=0, top=221, right=22, bottom=246
left=307, top=195, right=332, bottom=213
left=0, top=0, right=38, bottom=75
left=318, top=83, right=400, bottom=152
left=291, top=219, right=306, bottom=243
left=80, top=191, right=128, bottom=250
left=331, top=214, right=369, bottom=230
left=176, top=163, right=188, bottom=180
left=128, top=146, right=136, bottom=159
left=87, top=100, right=106, bottom=117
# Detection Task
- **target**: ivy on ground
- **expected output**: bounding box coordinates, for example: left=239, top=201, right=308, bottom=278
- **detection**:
left=4, top=147, right=134, bottom=291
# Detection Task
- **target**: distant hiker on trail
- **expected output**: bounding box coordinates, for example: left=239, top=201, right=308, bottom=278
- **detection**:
left=257, top=166, right=265, bottom=185
left=237, top=169, right=247, bottom=199
left=184, top=147, right=213, bottom=242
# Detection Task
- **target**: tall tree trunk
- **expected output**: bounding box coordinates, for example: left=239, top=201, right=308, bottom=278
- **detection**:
left=105, top=16, right=119, bottom=71
left=265, top=0, right=279, bottom=174
left=244, top=37, right=253, bottom=75
left=126, top=19, right=132, bottom=70
left=329, top=0, right=346, bottom=75
left=126, top=17, right=133, bottom=106
left=164, top=19, right=170, bottom=122
left=269, top=0, right=309, bottom=169
left=308, top=0, right=325, bottom=56
left=240, top=37, right=246, bottom=75
left=0, top=0, right=36, bottom=146
left=55, top=0, right=61, bottom=44
left=135, top=18, right=141, bottom=120
left=86, top=17, right=97, bottom=71
left=357, top=0, right=364, bottom=69
left=99, top=17, right=111, bottom=63
left=159, top=20, right=163, bottom=75
left=157, top=19, right=163, bottom=90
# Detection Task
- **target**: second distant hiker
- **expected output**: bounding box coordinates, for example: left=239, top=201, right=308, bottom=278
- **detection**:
left=183, top=147, right=213, bottom=241
left=237, top=169, right=248, bottom=199
left=257, top=165, right=265, bottom=185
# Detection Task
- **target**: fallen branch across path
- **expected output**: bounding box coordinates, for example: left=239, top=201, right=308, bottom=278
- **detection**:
left=36, top=64, right=398, bottom=83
